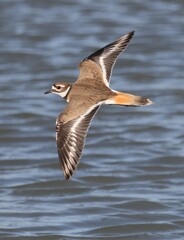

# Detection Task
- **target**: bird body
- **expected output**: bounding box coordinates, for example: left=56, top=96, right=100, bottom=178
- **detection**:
left=45, top=31, right=152, bottom=179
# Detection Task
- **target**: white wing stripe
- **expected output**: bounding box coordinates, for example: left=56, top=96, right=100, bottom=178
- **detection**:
left=97, top=33, right=134, bottom=85
left=70, top=103, right=100, bottom=136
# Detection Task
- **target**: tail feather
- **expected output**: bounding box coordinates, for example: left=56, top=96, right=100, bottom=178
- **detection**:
left=106, top=91, right=152, bottom=107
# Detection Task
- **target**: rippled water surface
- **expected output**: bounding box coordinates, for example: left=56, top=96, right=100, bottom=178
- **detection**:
left=1, top=0, right=184, bottom=239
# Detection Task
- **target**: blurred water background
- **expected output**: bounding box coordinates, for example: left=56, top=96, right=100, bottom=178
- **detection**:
left=0, top=0, right=184, bottom=239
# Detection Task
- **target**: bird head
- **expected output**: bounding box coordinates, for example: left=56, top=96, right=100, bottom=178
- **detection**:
left=44, top=82, right=71, bottom=100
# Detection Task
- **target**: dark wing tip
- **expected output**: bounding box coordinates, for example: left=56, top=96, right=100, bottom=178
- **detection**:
left=128, top=31, right=134, bottom=41
left=64, top=170, right=73, bottom=180
left=65, top=175, right=71, bottom=180
left=82, top=31, right=135, bottom=62
left=115, top=31, right=135, bottom=46
left=129, top=30, right=135, bottom=36
left=125, top=31, right=135, bottom=42
left=58, top=147, right=80, bottom=180
left=60, top=160, right=77, bottom=180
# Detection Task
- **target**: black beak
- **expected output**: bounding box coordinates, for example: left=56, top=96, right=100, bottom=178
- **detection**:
left=44, top=90, right=52, bottom=94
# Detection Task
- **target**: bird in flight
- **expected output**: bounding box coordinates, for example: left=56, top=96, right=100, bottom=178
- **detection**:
left=45, top=31, right=152, bottom=180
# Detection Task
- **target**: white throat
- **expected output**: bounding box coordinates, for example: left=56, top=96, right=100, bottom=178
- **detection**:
left=57, top=86, right=71, bottom=101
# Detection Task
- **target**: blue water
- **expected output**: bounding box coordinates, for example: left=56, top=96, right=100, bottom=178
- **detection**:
left=1, top=0, right=184, bottom=239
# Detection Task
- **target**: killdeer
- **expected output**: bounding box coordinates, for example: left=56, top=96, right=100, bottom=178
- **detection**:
left=45, top=31, right=152, bottom=180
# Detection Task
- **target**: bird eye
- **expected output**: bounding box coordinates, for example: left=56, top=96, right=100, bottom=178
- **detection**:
left=56, top=86, right=61, bottom=90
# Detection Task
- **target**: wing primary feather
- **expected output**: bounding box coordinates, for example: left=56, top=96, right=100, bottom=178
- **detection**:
left=82, top=31, right=134, bottom=85
left=56, top=105, right=100, bottom=179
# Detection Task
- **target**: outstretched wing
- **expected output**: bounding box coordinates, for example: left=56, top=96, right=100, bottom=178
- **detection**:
left=79, top=31, right=134, bottom=86
left=56, top=105, right=100, bottom=180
